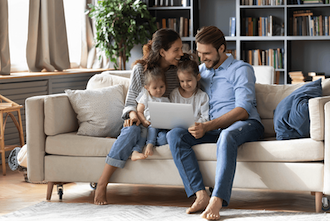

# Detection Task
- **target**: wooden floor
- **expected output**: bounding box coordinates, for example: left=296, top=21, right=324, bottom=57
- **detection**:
left=0, top=164, right=327, bottom=216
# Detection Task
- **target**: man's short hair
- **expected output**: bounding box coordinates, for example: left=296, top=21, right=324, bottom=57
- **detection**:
left=195, top=26, right=227, bottom=51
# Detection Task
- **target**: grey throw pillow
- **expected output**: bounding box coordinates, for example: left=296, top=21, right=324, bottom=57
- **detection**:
left=65, top=85, right=124, bottom=137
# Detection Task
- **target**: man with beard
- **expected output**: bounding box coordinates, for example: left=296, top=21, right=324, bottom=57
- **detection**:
left=167, top=26, right=264, bottom=220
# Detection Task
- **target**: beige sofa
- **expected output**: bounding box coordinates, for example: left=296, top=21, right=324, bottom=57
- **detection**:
left=26, top=66, right=330, bottom=212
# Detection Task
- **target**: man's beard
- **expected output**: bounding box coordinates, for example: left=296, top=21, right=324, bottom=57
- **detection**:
left=205, top=52, right=220, bottom=69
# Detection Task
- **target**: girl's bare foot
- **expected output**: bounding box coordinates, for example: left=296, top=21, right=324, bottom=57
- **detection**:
left=131, top=151, right=147, bottom=161
left=200, top=196, right=223, bottom=220
left=145, top=144, right=154, bottom=157
left=186, top=190, right=210, bottom=214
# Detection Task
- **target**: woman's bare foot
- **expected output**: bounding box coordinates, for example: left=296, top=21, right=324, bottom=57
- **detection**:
left=145, top=144, right=154, bottom=157
left=94, top=182, right=108, bottom=205
left=131, top=151, right=147, bottom=161
left=94, top=164, right=117, bottom=205
left=186, top=190, right=210, bottom=214
left=200, top=196, right=223, bottom=220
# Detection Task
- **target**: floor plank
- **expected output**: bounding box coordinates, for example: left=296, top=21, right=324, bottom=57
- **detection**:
left=0, top=164, right=327, bottom=215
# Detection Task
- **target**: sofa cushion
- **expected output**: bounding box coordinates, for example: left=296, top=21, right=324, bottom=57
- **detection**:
left=273, top=79, right=322, bottom=140
left=255, top=78, right=330, bottom=138
left=65, top=85, right=124, bottom=137
left=46, top=133, right=324, bottom=162
left=44, top=94, right=79, bottom=136
left=86, top=72, right=131, bottom=101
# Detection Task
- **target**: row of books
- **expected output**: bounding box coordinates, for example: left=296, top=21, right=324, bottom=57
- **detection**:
left=242, top=48, right=284, bottom=69
left=241, top=16, right=276, bottom=36
left=291, top=10, right=329, bottom=36
left=241, top=0, right=283, bottom=5
left=289, top=0, right=329, bottom=4
left=289, top=71, right=327, bottom=84
left=152, top=0, right=190, bottom=7
left=156, top=17, right=191, bottom=37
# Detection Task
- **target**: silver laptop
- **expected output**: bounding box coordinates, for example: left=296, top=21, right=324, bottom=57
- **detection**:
left=148, top=102, right=195, bottom=130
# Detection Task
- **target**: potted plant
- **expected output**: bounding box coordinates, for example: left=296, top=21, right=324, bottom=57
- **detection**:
left=88, top=0, right=157, bottom=70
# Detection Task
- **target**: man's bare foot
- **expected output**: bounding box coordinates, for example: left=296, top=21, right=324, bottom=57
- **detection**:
left=145, top=144, right=154, bottom=157
left=186, top=190, right=210, bottom=214
left=200, top=196, right=223, bottom=220
left=131, top=151, right=147, bottom=161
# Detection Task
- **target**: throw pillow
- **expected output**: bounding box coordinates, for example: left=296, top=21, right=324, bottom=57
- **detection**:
left=273, top=79, right=322, bottom=140
left=65, top=85, right=124, bottom=137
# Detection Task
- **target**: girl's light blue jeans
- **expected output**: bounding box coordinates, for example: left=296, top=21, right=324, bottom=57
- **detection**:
left=106, top=124, right=168, bottom=168
left=167, top=119, right=264, bottom=207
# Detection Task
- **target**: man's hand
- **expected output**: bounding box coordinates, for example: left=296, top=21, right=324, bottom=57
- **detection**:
left=188, top=122, right=206, bottom=139
left=123, top=111, right=141, bottom=127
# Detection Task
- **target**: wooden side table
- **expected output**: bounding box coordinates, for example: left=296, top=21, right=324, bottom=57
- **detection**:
left=0, top=95, right=24, bottom=176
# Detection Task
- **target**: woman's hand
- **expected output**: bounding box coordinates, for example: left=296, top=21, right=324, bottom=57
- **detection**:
left=188, top=122, right=206, bottom=139
left=123, top=111, right=141, bottom=127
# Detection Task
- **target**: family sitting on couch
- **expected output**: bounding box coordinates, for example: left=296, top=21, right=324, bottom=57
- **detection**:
left=94, top=26, right=264, bottom=220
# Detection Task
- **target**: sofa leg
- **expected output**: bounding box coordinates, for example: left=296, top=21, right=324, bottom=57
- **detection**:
left=46, top=182, right=54, bottom=201
left=314, top=192, right=323, bottom=213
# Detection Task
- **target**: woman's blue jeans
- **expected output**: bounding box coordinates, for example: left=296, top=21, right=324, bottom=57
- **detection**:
left=167, top=119, right=264, bottom=207
left=106, top=124, right=168, bottom=168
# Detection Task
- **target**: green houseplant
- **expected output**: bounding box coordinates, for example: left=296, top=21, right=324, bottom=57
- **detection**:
left=88, top=0, right=157, bottom=70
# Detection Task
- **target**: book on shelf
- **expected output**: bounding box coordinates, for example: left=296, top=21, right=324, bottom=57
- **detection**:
left=289, top=71, right=305, bottom=84
left=292, top=10, right=329, bottom=36
left=157, top=17, right=189, bottom=37
left=302, top=0, right=323, bottom=4
left=325, top=16, right=329, bottom=36
left=184, top=17, right=189, bottom=37
left=229, top=17, right=236, bottom=37
left=179, top=17, right=184, bottom=37
left=243, top=47, right=284, bottom=69
left=241, top=0, right=282, bottom=5
left=241, top=16, right=275, bottom=36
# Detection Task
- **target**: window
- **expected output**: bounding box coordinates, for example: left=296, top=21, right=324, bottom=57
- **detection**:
left=8, top=0, right=29, bottom=72
left=63, top=0, right=84, bottom=68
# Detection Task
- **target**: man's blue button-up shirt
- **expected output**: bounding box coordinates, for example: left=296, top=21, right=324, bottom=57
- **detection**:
left=199, top=55, right=261, bottom=124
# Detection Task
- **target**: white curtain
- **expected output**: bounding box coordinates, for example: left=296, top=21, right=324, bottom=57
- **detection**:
left=26, top=0, right=70, bottom=72
left=80, top=0, right=110, bottom=69
left=0, top=0, right=10, bottom=75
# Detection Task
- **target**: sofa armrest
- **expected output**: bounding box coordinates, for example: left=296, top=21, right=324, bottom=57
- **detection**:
left=26, top=95, right=47, bottom=182
left=324, top=101, right=330, bottom=194
left=309, top=95, right=330, bottom=141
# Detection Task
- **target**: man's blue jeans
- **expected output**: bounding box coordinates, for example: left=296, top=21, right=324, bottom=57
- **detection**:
left=167, top=119, right=264, bottom=207
left=106, top=125, right=168, bottom=168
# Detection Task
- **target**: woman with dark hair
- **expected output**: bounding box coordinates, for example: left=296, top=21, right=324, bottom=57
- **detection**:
left=94, top=28, right=183, bottom=205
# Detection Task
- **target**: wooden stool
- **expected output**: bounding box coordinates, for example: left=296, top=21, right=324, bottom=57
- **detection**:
left=0, top=95, right=24, bottom=176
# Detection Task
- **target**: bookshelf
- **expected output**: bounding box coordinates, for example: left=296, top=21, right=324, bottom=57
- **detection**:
left=146, top=0, right=199, bottom=52
left=148, top=0, right=330, bottom=84
left=199, top=0, right=330, bottom=84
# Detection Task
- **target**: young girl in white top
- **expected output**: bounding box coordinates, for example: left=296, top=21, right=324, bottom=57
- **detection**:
left=170, top=53, right=209, bottom=123
left=133, top=67, right=170, bottom=160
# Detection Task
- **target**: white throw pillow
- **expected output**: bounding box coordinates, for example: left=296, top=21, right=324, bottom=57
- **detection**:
left=65, top=85, right=124, bottom=137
